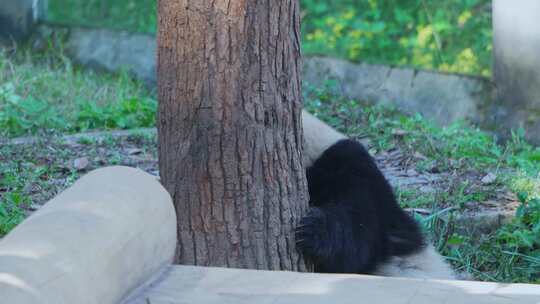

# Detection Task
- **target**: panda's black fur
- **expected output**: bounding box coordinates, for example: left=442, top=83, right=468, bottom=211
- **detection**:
left=297, top=112, right=456, bottom=280
left=296, top=139, right=425, bottom=274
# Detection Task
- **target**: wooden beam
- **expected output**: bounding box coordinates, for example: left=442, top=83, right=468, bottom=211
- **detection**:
left=0, top=167, right=176, bottom=304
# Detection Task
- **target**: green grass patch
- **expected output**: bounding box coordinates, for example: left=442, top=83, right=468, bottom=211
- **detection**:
left=47, top=0, right=156, bottom=34
left=45, top=0, right=492, bottom=75
left=0, top=170, right=28, bottom=236
left=0, top=50, right=156, bottom=137
left=304, top=81, right=540, bottom=176
left=0, top=130, right=159, bottom=237
left=441, top=193, right=540, bottom=283
left=0, top=152, right=47, bottom=236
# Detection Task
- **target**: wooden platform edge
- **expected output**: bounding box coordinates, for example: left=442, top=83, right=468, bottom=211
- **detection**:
left=125, top=265, right=540, bottom=304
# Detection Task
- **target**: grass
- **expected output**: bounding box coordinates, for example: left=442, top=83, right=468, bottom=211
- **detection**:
left=0, top=131, right=158, bottom=237
left=45, top=0, right=492, bottom=75
left=0, top=165, right=28, bottom=235
left=0, top=141, right=74, bottom=236
left=304, top=81, right=540, bottom=176
left=0, top=48, right=156, bottom=137
left=0, top=47, right=158, bottom=235
left=47, top=0, right=156, bottom=34
left=0, top=46, right=160, bottom=236
left=440, top=192, right=540, bottom=283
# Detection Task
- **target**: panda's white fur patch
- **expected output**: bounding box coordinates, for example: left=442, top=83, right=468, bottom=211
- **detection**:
left=374, top=244, right=456, bottom=280
left=301, top=110, right=346, bottom=167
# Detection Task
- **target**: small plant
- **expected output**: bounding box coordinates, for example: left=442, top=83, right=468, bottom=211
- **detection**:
left=0, top=93, right=69, bottom=136
left=305, top=81, right=540, bottom=176
left=442, top=193, right=540, bottom=283
left=0, top=168, right=30, bottom=237
left=74, top=97, right=157, bottom=131
left=0, top=192, right=27, bottom=237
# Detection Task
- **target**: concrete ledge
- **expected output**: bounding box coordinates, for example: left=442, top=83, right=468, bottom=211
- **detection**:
left=126, top=265, right=540, bottom=304
left=0, top=166, right=176, bottom=304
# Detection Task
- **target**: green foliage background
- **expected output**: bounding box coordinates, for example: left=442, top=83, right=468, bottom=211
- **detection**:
left=46, top=0, right=492, bottom=75
left=301, top=0, right=491, bottom=75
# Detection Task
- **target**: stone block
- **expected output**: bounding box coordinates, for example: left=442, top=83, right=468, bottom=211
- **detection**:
left=0, top=0, right=39, bottom=42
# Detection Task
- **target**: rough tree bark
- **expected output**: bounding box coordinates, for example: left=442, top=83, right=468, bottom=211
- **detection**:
left=157, top=0, right=309, bottom=271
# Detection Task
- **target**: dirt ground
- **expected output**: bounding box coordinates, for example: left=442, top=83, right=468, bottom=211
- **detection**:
left=1, top=128, right=518, bottom=233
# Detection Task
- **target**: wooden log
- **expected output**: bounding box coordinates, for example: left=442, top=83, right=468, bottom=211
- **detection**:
left=0, top=166, right=176, bottom=304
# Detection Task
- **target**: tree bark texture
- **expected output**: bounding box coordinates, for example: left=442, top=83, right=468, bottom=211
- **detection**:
left=157, top=0, right=308, bottom=271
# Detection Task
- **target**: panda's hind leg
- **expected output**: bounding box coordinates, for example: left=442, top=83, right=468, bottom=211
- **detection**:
left=296, top=204, right=380, bottom=274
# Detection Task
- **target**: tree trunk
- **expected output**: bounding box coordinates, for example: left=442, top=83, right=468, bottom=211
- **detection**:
left=157, top=0, right=308, bottom=271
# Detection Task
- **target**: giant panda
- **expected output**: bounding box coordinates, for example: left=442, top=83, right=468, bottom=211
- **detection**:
left=298, top=110, right=455, bottom=280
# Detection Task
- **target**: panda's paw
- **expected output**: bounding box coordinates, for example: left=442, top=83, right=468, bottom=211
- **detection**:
left=295, top=207, right=331, bottom=261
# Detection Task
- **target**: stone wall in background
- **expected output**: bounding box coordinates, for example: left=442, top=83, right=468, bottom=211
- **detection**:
left=67, top=28, right=157, bottom=86
left=303, top=58, right=494, bottom=127
left=63, top=27, right=499, bottom=134
left=493, top=0, right=540, bottom=143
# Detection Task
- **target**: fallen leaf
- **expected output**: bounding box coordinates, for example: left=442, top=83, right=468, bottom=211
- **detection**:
left=413, top=151, right=428, bottom=160
left=392, top=129, right=408, bottom=136
left=73, top=157, right=89, bottom=171
left=127, top=148, right=143, bottom=155
left=479, top=200, right=499, bottom=208
left=404, top=208, right=432, bottom=215
left=481, top=173, right=497, bottom=185
left=28, top=203, right=41, bottom=211
left=406, top=169, right=418, bottom=176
